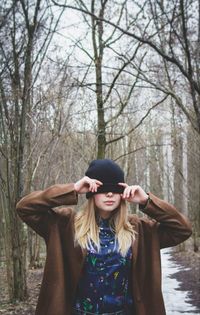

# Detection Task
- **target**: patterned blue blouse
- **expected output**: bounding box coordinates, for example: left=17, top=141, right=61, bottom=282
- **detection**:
left=74, top=218, right=133, bottom=313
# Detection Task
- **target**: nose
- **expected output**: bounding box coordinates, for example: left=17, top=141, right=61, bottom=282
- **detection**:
left=106, top=191, right=113, bottom=197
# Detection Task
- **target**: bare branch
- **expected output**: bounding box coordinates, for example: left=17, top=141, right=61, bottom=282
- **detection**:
left=106, top=94, right=169, bottom=145
left=51, top=0, right=200, bottom=95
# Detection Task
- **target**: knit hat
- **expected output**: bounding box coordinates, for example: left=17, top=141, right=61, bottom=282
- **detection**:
left=85, top=159, right=125, bottom=199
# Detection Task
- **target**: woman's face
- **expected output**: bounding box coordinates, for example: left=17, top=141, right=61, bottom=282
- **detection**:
left=93, top=192, right=121, bottom=219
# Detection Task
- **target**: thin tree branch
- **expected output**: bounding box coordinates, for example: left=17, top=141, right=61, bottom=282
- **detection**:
left=51, top=0, right=200, bottom=95
left=106, top=94, right=169, bottom=145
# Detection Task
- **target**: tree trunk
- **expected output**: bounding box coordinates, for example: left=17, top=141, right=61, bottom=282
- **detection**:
left=187, top=127, right=200, bottom=252
left=91, top=0, right=106, bottom=158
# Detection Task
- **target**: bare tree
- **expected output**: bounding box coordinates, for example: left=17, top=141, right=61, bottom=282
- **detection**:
left=53, top=0, right=199, bottom=134
left=52, top=0, right=170, bottom=158
left=0, top=0, right=65, bottom=301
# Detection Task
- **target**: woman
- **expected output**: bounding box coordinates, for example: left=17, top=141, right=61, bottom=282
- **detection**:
left=16, top=159, right=192, bottom=315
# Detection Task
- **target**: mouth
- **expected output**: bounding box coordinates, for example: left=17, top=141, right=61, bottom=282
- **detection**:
left=104, top=201, right=115, bottom=205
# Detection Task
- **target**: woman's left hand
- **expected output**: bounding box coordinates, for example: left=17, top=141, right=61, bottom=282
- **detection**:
left=118, top=183, right=148, bottom=205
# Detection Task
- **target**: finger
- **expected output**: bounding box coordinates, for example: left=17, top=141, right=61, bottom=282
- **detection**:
left=93, top=182, right=98, bottom=192
left=127, top=185, right=138, bottom=199
left=92, top=181, right=100, bottom=192
left=86, top=177, right=102, bottom=185
left=88, top=180, right=95, bottom=192
left=118, top=182, right=128, bottom=187
left=130, top=186, right=137, bottom=197
left=94, top=183, right=101, bottom=191
left=91, top=181, right=96, bottom=192
left=122, top=187, right=128, bottom=199
left=86, top=179, right=100, bottom=191
left=123, top=186, right=132, bottom=199
left=95, top=180, right=103, bottom=185
left=127, top=187, right=133, bottom=198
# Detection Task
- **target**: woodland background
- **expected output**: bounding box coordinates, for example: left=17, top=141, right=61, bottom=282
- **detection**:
left=0, top=0, right=199, bottom=305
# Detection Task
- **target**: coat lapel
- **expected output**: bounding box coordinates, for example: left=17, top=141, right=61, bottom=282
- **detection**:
left=130, top=216, right=142, bottom=304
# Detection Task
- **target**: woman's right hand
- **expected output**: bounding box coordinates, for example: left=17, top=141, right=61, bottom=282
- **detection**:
left=74, top=176, right=102, bottom=194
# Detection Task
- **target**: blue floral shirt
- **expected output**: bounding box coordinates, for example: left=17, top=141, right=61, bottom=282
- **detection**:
left=74, top=218, right=133, bottom=313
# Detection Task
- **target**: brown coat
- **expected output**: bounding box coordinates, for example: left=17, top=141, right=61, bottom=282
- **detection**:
left=16, top=184, right=192, bottom=315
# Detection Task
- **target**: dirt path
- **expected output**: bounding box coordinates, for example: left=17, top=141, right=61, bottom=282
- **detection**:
left=161, top=249, right=200, bottom=314
left=169, top=249, right=200, bottom=311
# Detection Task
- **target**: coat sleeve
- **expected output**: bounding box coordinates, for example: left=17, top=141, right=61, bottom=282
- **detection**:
left=140, top=192, right=192, bottom=248
left=16, top=183, right=78, bottom=239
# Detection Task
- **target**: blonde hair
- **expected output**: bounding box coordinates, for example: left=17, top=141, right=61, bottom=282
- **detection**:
left=74, top=198, right=135, bottom=257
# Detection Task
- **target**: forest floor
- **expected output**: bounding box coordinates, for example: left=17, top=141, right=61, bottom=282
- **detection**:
left=168, top=249, right=200, bottom=311
left=0, top=249, right=199, bottom=314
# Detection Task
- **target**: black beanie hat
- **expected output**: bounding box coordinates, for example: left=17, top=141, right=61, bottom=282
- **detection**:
left=85, top=159, right=125, bottom=199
